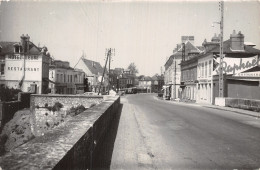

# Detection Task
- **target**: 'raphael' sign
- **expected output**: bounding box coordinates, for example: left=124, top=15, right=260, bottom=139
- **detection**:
left=213, top=55, right=260, bottom=76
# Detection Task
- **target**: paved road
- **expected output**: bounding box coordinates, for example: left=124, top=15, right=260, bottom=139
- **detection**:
left=110, top=94, right=260, bottom=169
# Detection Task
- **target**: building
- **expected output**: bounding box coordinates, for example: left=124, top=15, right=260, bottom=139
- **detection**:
left=211, top=30, right=260, bottom=102
left=180, top=50, right=200, bottom=102
left=196, top=30, right=260, bottom=104
left=151, top=74, right=164, bottom=93
left=0, top=34, right=50, bottom=94
left=76, top=57, right=108, bottom=93
left=109, top=68, right=135, bottom=90
left=164, top=36, right=202, bottom=100
left=138, top=76, right=154, bottom=93
left=48, top=60, right=84, bottom=94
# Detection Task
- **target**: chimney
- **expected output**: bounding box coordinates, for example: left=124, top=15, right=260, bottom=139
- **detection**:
left=230, top=30, right=244, bottom=51
left=181, top=36, right=194, bottom=45
left=20, top=34, right=30, bottom=53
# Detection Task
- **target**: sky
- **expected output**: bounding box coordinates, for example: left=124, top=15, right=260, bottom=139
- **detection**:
left=0, top=0, right=259, bottom=76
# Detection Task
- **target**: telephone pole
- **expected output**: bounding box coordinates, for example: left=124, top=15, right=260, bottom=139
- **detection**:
left=98, top=49, right=111, bottom=95
left=219, top=1, right=224, bottom=97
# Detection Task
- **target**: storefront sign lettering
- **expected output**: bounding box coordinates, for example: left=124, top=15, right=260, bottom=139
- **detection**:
left=8, top=54, right=39, bottom=60
left=8, top=67, right=39, bottom=71
left=216, top=57, right=260, bottom=75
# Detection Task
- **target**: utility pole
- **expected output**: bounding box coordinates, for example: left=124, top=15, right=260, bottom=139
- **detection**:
left=108, top=49, right=111, bottom=95
left=219, top=1, right=224, bottom=97
left=98, top=49, right=111, bottom=95
left=98, top=48, right=115, bottom=95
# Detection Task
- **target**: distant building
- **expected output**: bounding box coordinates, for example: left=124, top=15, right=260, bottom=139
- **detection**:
left=109, top=68, right=135, bottom=90
left=76, top=57, right=108, bottom=93
left=0, top=34, right=50, bottom=94
left=48, top=60, right=84, bottom=94
left=151, top=74, right=164, bottom=93
left=138, top=76, right=154, bottom=93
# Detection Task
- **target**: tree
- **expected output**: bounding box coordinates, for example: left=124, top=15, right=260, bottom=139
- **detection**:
left=127, top=63, right=138, bottom=75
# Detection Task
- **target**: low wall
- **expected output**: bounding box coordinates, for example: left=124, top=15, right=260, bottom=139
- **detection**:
left=215, top=97, right=260, bottom=112
left=30, top=94, right=104, bottom=136
left=0, top=92, right=32, bottom=130
left=0, top=96, right=120, bottom=170
left=30, top=94, right=103, bottom=110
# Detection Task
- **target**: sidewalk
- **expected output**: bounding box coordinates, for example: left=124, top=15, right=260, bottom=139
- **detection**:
left=156, top=96, right=260, bottom=118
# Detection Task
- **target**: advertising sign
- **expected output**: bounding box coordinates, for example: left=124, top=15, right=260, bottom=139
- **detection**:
left=213, top=55, right=260, bottom=76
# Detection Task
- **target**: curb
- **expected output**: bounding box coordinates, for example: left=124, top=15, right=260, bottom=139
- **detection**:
left=201, top=105, right=260, bottom=118
left=155, top=96, right=260, bottom=118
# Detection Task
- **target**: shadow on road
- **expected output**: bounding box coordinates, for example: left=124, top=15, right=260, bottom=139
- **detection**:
left=92, top=103, right=123, bottom=170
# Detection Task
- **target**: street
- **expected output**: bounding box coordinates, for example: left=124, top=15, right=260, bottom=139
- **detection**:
left=108, top=94, right=260, bottom=169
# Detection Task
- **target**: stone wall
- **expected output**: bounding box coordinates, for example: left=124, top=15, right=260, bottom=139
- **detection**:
left=215, top=97, right=260, bottom=112
left=30, top=94, right=104, bottom=136
left=0, top=96, right=120, bottom=170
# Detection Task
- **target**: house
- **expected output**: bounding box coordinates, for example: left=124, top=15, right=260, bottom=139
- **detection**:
left=151, top=74, right=164, bottom=93
left=0, top=34, right=50, bottom=94
left=180, top=50, right=200, bottom=102
left=76, top=57, right=108, bottom=93
left=48, top=60, right=84, bottom=94
left=109, top=68, right=135, bottom=91
left=164, top=36, right=202, bottom=100
left=138, top=76, right=154, bottom=93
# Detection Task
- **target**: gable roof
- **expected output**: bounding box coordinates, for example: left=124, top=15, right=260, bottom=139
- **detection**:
left=176, top=41, right=202, bottom=54
left=81, top=58, right=105, bottom=75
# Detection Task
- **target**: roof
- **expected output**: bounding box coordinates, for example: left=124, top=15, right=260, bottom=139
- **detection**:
left=0, top=42, right=17, bottom=54
left=0, top=41, right=41, bottom=55
left=140, top=76, right=153, bottom=81
left=165, top=41, right=202, bottom=68
left=81, top=58, right=105, bottom=75
left=210, top=39, right=260, bottom=54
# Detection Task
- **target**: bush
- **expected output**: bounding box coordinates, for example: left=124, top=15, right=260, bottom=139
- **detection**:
left=69, top=105, right=86, bottom=116
left=51, top=102, right=63, bottom=112
left=0, top=87, right=22, bottom=102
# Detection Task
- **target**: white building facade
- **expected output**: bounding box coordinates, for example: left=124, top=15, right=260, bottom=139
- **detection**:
left=0, top=34, right=50, bottom=94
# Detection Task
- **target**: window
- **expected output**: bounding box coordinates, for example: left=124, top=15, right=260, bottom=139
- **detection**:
left=0, top=64, right=5, bottom=75
left=209, top=60, right=212, bottom=76
left=56, top=74, right=59, bottom=82
left=198, top=64, right=201, bottom=78
left=202, top=63, right=204, bottom=77
left=205, top=61, right=207, bottom=77
left=64, top=74, right=66, bottom=82
left=14, top=46, right=20, bottom=53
